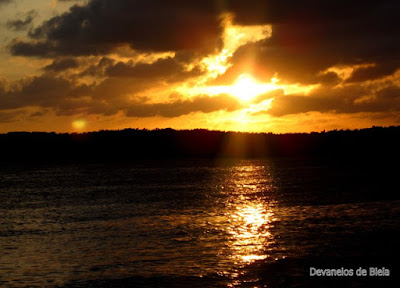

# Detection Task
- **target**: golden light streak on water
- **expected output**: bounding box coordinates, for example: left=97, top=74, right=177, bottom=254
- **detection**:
left=218, top=165, right=278, bottom=271
left=227, top=201, right=275, bottom=264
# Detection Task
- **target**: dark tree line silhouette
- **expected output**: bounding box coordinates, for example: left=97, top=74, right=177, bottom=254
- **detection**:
left=0, top=126, right=399, bottom=163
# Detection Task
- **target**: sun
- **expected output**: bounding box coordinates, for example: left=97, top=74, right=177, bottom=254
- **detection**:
left=180, top=73, right=284, bottom=102
left=231, top=74, right=261, bottom=101
left=231, top=74, right=279, bottom=101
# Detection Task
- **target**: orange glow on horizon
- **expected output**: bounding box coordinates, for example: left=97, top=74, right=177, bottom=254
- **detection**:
left=72, top=119, right=87, bottom=130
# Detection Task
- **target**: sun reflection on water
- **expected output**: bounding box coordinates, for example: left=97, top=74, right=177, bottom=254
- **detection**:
left=219, top=163, right=277, bottom=272
left=227, top=202, right=275, bottom=264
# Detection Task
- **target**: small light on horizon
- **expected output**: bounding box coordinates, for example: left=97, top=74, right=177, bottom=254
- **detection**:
left=271, top=77, right=279, bottom=84
left=72, top=119, right=87, bottom=130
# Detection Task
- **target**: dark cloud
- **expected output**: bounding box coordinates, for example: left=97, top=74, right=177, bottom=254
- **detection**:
left=44, top=57, right=80, bottom=72
left=11, top=0, right=400, bottom=83
left=3, top=0, right=400, bottom=123
left=214, top=0, right=400, bottom=85
left=11, top=0, right=224, bottom=57
left=78, top=57, right=114, bottom=77
left=266, top=84, right=400, bottom=116
left=1, top=73, right=399, bottom=121
left=268, top=95, right=345, bottom=117
left=0, top=73, right=243, bottom=118
left=125, top=94, right=241, bottom=118
left=345, top=63, right=399, bottom=83
left=6, top=10, right=37, bottom=31
left=226, top=0, right=382, bottom=25
left=10, top=38, right=113, bottom=58
left=9, top=0, right=400, bottom=69
left=106, top=57, right=204, bottom=82
left=0, top=76, right=92, bottom=111
left=62, top=92, right=242, bottom=118
left=376, top=85, right=400, bottom=100
left=91, top=77, right=154, bottom=105
left=0, top=76, right=96, bottom=117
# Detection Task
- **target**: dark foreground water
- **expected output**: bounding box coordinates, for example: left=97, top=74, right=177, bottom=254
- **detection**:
left=0, top=159, right=399, bottom=287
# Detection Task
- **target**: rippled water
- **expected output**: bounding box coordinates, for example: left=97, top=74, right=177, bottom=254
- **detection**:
left=0, top=159, right=399, bottom=287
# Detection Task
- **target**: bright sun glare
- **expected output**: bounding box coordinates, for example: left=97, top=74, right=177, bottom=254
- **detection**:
left=175, top=14, right=316, bottom=115
left=192, top=73, right=282, bottom=103
left=229, top=74, right=282, bottom=102
left=231, top=74, right=265, bottom=101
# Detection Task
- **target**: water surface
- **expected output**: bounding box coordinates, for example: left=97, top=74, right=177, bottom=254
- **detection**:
left=0, top=159, right=398, bottom=287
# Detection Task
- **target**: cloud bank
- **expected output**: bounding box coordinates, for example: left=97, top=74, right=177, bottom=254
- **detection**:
left=1, top=0, right=400, bottom=131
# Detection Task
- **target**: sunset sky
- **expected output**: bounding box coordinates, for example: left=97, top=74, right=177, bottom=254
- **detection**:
left=0, top=0, right=399, bottom=133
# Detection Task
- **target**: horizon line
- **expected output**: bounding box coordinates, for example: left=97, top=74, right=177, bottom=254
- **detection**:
left=2, top=125, right=399, bottom=136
